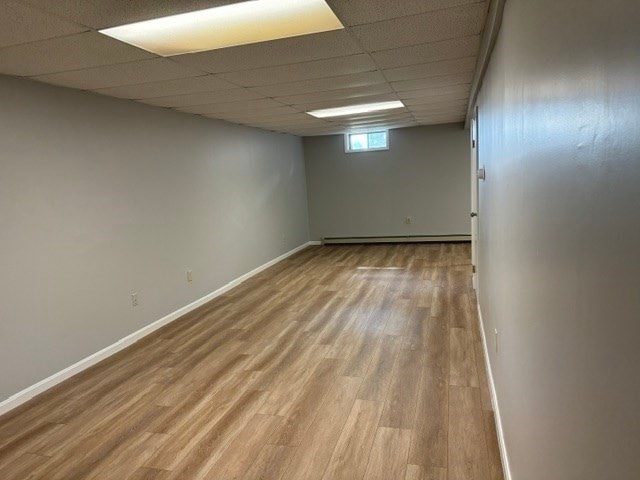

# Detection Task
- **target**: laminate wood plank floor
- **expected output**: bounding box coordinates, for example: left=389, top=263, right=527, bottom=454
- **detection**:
left=0, top=243, right=504, bottom=480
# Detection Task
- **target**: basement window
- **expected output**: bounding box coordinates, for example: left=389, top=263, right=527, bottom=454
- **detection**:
left=345, top=130, right=389, bottom=153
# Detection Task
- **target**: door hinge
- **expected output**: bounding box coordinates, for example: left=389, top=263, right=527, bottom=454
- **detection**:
left=472, top=265, right=476, bottom=273
left=472, top=139, right=476, bottom=148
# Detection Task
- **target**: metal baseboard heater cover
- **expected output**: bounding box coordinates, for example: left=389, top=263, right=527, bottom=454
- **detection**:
left=322, top=234, right=471, bottom=245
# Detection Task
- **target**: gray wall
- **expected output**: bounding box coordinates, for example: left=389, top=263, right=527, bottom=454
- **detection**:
left=0, top=75, right=309, bottom=402
left=303, top=124, right=470, bottom=240
left=475, top=0, right=640, bottom=478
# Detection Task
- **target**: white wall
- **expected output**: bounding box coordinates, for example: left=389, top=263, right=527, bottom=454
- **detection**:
left=475, top=0, right=640, bottom=478
left=303, top=124, right=470, bottom=240
left=0, top=75, right=310, bottom=402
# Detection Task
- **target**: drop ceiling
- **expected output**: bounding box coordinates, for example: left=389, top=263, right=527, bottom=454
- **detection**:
left=0, top=0, right=489, bottom=136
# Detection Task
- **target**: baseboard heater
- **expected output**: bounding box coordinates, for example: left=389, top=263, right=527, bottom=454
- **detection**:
left=322, top=234, right=471, bottom=245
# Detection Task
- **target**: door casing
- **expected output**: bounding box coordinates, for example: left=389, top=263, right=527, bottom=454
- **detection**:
left=470, top=106, right=479, bottom=291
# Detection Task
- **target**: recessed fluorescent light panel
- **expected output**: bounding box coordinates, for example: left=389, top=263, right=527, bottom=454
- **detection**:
left=99, top=0, right=344, bottom=56
left=306, top=101, right=406, bottom=118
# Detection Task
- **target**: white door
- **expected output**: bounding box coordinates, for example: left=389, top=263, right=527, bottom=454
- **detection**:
left=470, top=107, right=479, bottom=290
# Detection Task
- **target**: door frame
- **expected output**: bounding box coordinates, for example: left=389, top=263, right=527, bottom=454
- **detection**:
left=470, top=106, right=479, bottom=291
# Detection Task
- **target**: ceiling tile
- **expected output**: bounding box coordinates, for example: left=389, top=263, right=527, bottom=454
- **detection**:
left=250, top=71, right=385, bottom=97
left=275, top=84, right=394, bottom=106
left=414, top=116, right=465, bottom=126
left=398, top=85, right=472, bottom=100
left=33, top=58, right=203, bottom=90
left=394, top=80, right=471, bottom=95
left=407, top=97, right=470, bottom=111
left=218, top=54, right=376, bottom=87
left=92, top=75, right=238, bottom=99
left=235, top=113, right=311, bottom=123
left=180, top=98, right=285, bottom=115
left=407, top=93, right=471, bottom=109
left=247, top=122, right=325, bottom=131
left=338, top=121, right=417, bottom=131
left=337, top=112, right=414, bottom=124
left=172, top=30, right=362, bottom=73
left=250, top=125, right=332, bottom=134
left=406, top=98, right=469, bottom=111
left=327, top=0, right=479, bottom=26
left=350, top=3, right=488, bottom=51
left=0, top=31, right=154, bottom=77
left=407, top=97, right=469, bottom=113
left=412, top=105, right=467, bottom=117
left=330, top=110, right=413, bottom=123
left=389, top=72, right=473, bottom=92
left=383, top=56, right=477, bottom=82
left=0, top=0, right=87, bottom=48
left=414, top=113, right=465, bottom=124
left=140, top=88, right=262, bottom=108
left=245, top=114, right=319, bottom=125
left=371, top=35, right=480, bottom=69
left=247, top=118, right=330, bottom=129
left=285, top=124, right=338, bottom=131
left=214, top=106, right=302, bottom=121
left=335, top=113, right=415, bottom=127
left=411, top=107, right=466, bottom=120
left=21, top=0, right=246, bottom=29
left=286, top=127, right=346, bottom=136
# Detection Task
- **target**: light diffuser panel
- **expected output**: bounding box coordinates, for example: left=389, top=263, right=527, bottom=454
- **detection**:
left=100, top=0, right=344, bottom=57
left=306, top=101, right=405, bottom=118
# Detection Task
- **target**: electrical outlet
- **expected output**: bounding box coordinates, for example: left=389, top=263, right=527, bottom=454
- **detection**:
left=131, top=292, right=138, bottom=307
left=405, top=216, right=412, bottom=224
left=494, top=328, right=498, bottom=353
left=187, top=270, right=193, bottom=282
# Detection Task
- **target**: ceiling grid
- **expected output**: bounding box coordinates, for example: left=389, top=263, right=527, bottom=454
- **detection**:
left=0, top=0, right=490, bottom=135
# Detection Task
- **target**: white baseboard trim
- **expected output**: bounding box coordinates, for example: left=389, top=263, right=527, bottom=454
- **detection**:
left=307, top=240, right=322, bottom=245
left=476, top=303, right=513, bottom=480
left=0, top=241, right=315, bottom=417
left=323, top=234, right=471, bottom=245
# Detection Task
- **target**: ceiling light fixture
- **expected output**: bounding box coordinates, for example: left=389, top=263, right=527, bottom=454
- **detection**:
left=99, top=0, right=344, bottom=57
left=307, top=101, right=406, bottom=118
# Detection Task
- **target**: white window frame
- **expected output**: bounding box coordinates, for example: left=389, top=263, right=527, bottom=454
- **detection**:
left=344, top=129, right=390, bottom=153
